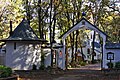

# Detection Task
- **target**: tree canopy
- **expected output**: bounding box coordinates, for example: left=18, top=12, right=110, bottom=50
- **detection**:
left=0, top=0, right=120, bottom=43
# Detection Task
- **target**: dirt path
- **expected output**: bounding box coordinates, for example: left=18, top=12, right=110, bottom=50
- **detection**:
left=69, top=63, right=101, bottom=70
left=54, top=63, right=119, bottom=80
left=16, top=63, right=120, bottom=80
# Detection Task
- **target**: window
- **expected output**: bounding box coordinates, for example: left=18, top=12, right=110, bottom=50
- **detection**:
left=91, top=34, right=92, bottom=39
left=14, top=42, right=16, bottom=50
left=107, top=52, right=114, bottom=60
left=87, top=48, right=90, bottom=54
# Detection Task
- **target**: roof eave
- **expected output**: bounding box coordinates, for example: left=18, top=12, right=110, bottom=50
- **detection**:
left=59, top=18, right=109, bottom=39
left=105, top=48, right=120, bottom=49
left=0, top=39, right=48, bottom=44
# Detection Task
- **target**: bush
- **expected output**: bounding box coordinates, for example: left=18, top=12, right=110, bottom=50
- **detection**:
left=32, top=64, right=37, bottom=70
left=0, top=65, right=12, bottom=78
left=39, top=65, right=45, bottom=70
left=70, top=61, right=77, bottom=67
left=79, top=61, right=86, bottom=66
left=115, top=62, right=120, bottom=68
left=67, top=64, right=72, bottom=68
left=46, top=66, right=52, bottom=70
left=107, top=62, right=113, bottom=68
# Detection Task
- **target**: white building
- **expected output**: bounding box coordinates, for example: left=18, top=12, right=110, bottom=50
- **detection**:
left=0, top=19, right=47, bottom=70
left=104, top=43, right=120, bottom=68
left=0, top=17, right=120, bottom=70
left=59, top=17, right=120, bottom=69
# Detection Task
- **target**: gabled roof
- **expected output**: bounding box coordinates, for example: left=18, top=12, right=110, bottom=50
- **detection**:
left=105, top=43, right=120, bottom=49
left=0, top=19, right=47, bottom=43
left=59, top=18, right=108, bottom=39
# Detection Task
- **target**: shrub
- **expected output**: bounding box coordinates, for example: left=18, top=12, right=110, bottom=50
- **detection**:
left=46, top=66, right=52, bottom=70
left=67, top=64, right=71, bottom=68
left=107, top=62, right=113, bottom=68
left=39, top=64, right=45, bottom=70
left=79, top=61, right=86, bottom=66
left=70, top=61, right=77, bottom=67
left=115, top=62, right=120, bottom=68
left=32, top=64, right=37, bottom=70
left=0, top=65, right=12, bottom=78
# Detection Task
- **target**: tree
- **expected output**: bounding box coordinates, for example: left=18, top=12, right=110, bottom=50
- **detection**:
left=0, top=0, right=120, bottom=68
left=0, top=0, right=24, bottom=39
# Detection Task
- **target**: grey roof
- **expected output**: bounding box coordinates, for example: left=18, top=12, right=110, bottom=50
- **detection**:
left=0, top=19, right=48, bottom=43
left=105, top=43, right=120, bottom=49
left=8, top=19, right=39, bottom=40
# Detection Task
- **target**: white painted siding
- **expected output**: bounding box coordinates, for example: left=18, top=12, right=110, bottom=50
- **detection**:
left=44, top=49, right=51, bottom=67
left=44, top=48, right=64, bottom=69
left=6, top=41, right=41, bottom=70
left=103, top=49, right=120, bottom=68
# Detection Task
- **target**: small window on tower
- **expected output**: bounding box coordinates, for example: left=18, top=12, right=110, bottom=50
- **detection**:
left=91, top=34, right=92, bottom=39
left=14, top=42, right=16, bottom=50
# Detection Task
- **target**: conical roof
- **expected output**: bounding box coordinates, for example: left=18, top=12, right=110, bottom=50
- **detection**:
left=8, top=19, right=39, bottom=40
left=0, top=19, right=47, bottom=43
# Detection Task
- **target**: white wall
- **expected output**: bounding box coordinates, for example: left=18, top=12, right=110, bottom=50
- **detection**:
left=44, top=49, right=51, bottom=67
left=0, top=47, right=6, bottom=65
left=103, top=49, right=120, bottom=68
left=44, top=48, right=64, bottom=69
left=6, top=41, right=41, bottom=70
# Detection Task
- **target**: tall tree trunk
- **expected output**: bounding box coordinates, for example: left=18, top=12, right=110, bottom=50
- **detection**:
left=91, top=1, right=98, bottom=64
left=38, top=0, right=42, bottom=38
left=26, top=0, right=30, bottom=25
left=71, top=32, right=74, bottom=63
left=91, top=31, right=95, bottom=64
left=75, top=2, right=81, bottom=61
left=50, top=0, right=53, bottom=67
left=78, top=34, right=84, bottom=61
left=75, top=30, right=78, bottom=61
left=99, top=35, right=103, bottom=69
left=53, top=5, right=56, bottom=42
left=64, top=0, right=73, bottom=66
left=65, top=39, right=68, bottom=69
left=71, top=1, right=76, bottom=63
left=80, top=45, right=84, bottom=61
left=71, top=16, right=75, bottom=63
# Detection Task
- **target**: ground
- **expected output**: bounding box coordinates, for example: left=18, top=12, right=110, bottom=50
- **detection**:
left=16, top=63, right=120, bottom=80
